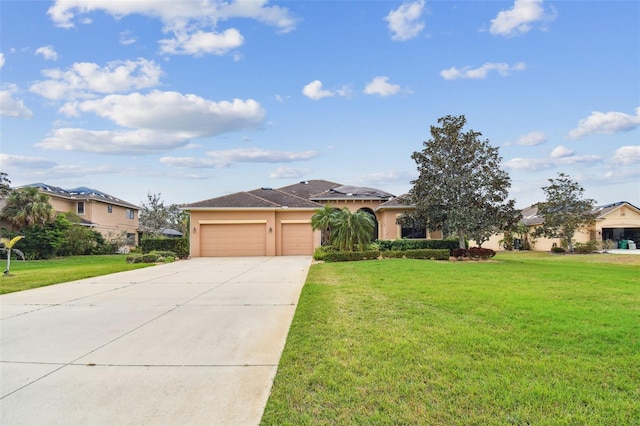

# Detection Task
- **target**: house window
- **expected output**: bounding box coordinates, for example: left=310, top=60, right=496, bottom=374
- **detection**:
left=107, top=204, right=113, bottom=214
left=401, top=222, right=426, bottom=239
left=126, top=209, right=134, bottom=220
left=126, top=233, right=135, bottom=245
left=77, top=202, right=85, bottom=215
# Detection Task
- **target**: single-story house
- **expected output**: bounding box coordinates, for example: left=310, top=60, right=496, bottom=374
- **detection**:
left=17, top=183, right=141, bottom=245
left=183, top=180, right=437, bottom=257
left=483, top=201, right=640, bottom=251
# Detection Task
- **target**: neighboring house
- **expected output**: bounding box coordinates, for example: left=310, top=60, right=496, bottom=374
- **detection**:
left=19, top=183, right=140, bottom=245
left=183, top=180, right=432, bottom=257
left=483, top=201, right=640, bottom=251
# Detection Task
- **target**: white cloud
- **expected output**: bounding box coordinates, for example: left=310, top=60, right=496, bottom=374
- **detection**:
left=489, top=0, right=556, bottom=37
left=566, top=107, right=640, bottom=139
left=384, top=0, right=425, bottom=41
left=363, top=76, right=402, bottom=97
left=550, top=145, right=573, bottom=158
left=611, top=145, right=640, bottom=165
left=269, top=166, right=312, bottom=179
left=0, top=153, right=57, bottom=169
left=161, top=148, right=317, bottom=168
left=513, top=130, right=547, bottom=146
left=35, top=45, right=59, bottom=61
left=119, top=31, right=137, bottom=46
left=47, top=0, right=297, bottom=56
left=36, top=128, right=189, bottom=154
left=440, top=62, right=526, bottom=80
left=0, top=52, right=6, bottom=68
left=39, top=91, right=266, bottom=154
left=159, top=28, right=244, bottom=56
left=30, top=58, right=163, bottom=100
left=0, top=84, right=34, bottom=118
left=502, top=157, right=552, bottom=171
left=302, top=80, right=335, bottom=100
left=504, top=151, right=601, bottom=171
left=357, top=171, right=416, bottom=186
left=65, top=91, right=265, bottom=136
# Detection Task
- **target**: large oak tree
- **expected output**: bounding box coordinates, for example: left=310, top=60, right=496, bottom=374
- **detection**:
left=402, top=115, right=517, bottom=249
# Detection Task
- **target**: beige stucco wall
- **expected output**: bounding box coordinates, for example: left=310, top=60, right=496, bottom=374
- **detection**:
left=483, top=204, right=640, bottom=251
left=47, top=196, right=139, bottom=244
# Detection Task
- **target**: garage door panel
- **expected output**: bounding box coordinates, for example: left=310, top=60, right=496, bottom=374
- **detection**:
left=201, top=224, right=266, bottom=257
left=282, top=223, right=313, bottom=256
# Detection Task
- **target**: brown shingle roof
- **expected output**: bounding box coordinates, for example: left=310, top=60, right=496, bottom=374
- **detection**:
left=277, top=180, right=342, bottom=199
left=184, top=188, right=321, bottom=209
left=311, top=185, right=395, bottom=201
left=377, top=194, right=414, bottom=209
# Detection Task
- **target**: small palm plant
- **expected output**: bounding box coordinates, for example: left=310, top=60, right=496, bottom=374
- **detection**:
left=311, top=204, right=337, bottom=246
left=1, top=236, right=25, bottom=275
left=330, top=208, right=375, bottom=252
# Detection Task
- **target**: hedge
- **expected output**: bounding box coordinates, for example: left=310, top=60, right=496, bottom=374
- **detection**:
left=323, top=250, right=381, bottom=262
left=375, top=238, right=461, bottom=253
left=141, top=237, right=189, bottom=258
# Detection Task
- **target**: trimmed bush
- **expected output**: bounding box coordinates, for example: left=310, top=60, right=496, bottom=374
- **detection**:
left=126, top=250, right=177, bottom=264
left=323, top=250, right=381, bottom=262
left=404, top=249, right=450, bottom=260
left=376, top=238, right=460, bottom=254
left=381, top=250, right=405, bottom=259
left=141, top=237, right=188, bottom=258
left=451, top=247, right=496, bottom=260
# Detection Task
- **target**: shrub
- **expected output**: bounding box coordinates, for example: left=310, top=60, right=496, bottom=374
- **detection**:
left=141, top=237, right=188, bottom=258
left=451, top=247, right=495, bottom=260
left=574, top=240, right=599, bottom=254
left=376, top=238, right=461, bottom=254
left=403, top=249, right=450, bottom=260
left=323, top=250, right=381, bottom=262
left=467, top=247, right=496, bottom=259
left=452, top=248, right=466, bottom=258
left=313, top=246, right=327, bottom=261
left=381, top=250, right=404, bottom=259
left=551, top=246, right=566, bottom=253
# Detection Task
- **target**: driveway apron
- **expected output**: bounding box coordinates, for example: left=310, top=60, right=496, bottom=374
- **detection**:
left=0, top=256, right=312, bottom=426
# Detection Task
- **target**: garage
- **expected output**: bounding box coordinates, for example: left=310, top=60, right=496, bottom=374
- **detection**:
left=281, top=222, right=314, bottom=256
left=200, top=222, right=267, bottom=257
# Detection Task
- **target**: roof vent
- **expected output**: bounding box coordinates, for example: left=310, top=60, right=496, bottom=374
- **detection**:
left=261, top=187, right=273, bottom=190
left=300, top=181, right=309, bottom=185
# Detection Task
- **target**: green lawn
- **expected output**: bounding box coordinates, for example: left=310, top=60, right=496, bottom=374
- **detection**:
left=262, top=252, right=640, bottom=425
left=0, top=255, right=155, bottom=294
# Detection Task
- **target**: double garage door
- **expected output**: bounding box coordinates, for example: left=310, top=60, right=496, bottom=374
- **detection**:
left=199, top=222, right=313, bottom=256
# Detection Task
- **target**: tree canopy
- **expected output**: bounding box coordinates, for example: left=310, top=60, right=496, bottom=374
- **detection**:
left=0, top=172, right=11, bottom=198
left=532, top=173, right=597, bottom=252
left=402, top=115, right=518, bottom=249
left=139, top=192, right=187, bottom=237
left=0, top=187, right=56, bottom=229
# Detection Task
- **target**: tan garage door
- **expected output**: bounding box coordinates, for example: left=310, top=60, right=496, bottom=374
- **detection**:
left=282, top=223, right=314, bottom=256
left=200, top=223, right=266, bottom=256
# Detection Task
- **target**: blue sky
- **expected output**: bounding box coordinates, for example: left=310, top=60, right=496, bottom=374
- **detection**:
left=1, top=0, right=638, bottom=209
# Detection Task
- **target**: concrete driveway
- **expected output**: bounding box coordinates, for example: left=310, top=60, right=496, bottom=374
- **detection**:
left=0, top=256, right=312, bottom=426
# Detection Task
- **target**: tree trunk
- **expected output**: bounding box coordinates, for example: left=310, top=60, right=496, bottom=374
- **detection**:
left=458, top=228, right=466, bottom=249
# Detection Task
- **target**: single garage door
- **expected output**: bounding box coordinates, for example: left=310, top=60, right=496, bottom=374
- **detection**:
left=200, top=223, right=266, bottom=256
left=282, top=223, right=314, bottom=256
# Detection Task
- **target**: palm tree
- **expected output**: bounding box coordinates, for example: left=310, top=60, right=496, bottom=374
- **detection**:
left=0, top=187, right=56, bottom=229
left=311, top=204, right=336, bottom=246
left=330, top=208, right=375, bottom=252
